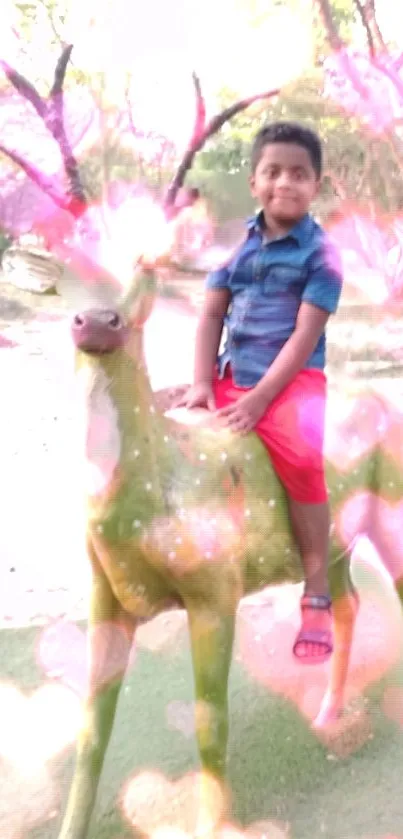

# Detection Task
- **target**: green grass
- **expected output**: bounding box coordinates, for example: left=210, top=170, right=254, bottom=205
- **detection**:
left=2, top=613, right=403, bottom=839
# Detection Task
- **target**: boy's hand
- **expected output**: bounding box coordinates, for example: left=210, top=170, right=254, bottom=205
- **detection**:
left=215, top=388, right=269, bottom=434
left=174, top=381, right=216, bottom=412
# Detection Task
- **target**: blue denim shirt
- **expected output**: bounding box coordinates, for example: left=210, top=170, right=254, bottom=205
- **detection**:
left=206, top=212, right=343, bottom=387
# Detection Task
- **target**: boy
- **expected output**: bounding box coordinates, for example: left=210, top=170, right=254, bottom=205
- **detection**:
left=177, top=121, right=343, bottom=664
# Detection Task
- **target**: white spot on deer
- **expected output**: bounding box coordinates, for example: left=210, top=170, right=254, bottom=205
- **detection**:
left=220, top=452, right=228, bottom=461
left=143, top=508, right=240, bottom=566
left=78, top=367, right=121, bottom=497
left=133, top=520, right=141, bottom=529
left=199, top=453, right=207, bottom=461
left=145, top=482, right=152, bottom=491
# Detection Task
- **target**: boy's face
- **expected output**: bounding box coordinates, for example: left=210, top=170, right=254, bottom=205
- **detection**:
left=249, top=142, right=320, bottom=227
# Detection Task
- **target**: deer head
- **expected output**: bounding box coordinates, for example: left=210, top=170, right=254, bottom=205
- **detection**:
left=70, top=262, right=162, bottom=359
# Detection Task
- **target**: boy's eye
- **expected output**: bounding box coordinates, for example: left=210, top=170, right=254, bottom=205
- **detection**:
left=262, top=167, right=306, bottom=180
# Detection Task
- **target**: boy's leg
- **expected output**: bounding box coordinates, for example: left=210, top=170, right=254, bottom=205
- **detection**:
left=213, top=367, right=333, bottom=663
left=288, top=498, right=332, bottom=662
left=254, top=369, right=332, bottom=664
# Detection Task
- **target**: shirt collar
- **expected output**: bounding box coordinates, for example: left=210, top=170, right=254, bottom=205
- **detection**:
left=246, top=210, right=314, bottom=247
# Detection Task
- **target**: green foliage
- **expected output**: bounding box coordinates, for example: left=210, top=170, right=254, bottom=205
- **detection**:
left=188, top=166, right=256, bottom=224
left=3, top=0, right=403, bottom=229
left=191, top=65, right=403, bottom=223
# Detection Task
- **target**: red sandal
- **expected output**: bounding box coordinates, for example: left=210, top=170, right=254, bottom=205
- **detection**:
left=292, top=594, right=333, bottom=665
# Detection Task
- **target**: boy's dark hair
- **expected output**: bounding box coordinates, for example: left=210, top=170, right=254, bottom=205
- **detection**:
left=250, top=122, right=322, bottom=178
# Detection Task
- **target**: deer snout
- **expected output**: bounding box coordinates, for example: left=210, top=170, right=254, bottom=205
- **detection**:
left=72, top=309, right=127, bottom=353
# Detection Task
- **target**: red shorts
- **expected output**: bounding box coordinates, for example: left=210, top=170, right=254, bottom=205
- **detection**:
left=213, top=367, right=328, bottom=504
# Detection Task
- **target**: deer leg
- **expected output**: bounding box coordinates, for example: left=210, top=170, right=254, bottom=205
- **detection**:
left=314, top=552, right=359, bottom=728
left=187, top=605, right=236, bottom=836
left=58, top=554, right=136, bottom=839
left=368, top=524, right=403, bottom=653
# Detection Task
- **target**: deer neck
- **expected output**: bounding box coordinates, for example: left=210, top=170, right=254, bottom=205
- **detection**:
left=76, top=328, right=167, bottom=502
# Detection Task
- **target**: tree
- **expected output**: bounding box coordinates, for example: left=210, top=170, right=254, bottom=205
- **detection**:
left=0, top=20, right=280, bottom=234
left=2, top=0, right=403, bottom=299
left=307, top=0, right=403, bottom=300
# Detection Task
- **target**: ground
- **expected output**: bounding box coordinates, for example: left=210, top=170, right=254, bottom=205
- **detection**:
left=1, top=276, right=403, bottom=839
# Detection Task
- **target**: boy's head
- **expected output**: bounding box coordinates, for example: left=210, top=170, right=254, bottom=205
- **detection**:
left=249, top=122, right=322, bottom=228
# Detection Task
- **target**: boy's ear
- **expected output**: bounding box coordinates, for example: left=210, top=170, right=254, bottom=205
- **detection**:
left=249, top=173, right=257, bottom=197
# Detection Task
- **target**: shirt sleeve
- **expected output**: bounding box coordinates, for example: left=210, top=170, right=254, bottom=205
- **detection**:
left=205, top=264, right=231, bottom=290
left=302, top=237, right=343, bottom=314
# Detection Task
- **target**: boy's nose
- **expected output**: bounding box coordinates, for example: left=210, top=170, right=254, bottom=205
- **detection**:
left=72, top=309, right=127, bottom=353
left=275, top=172, right=294, bottom=190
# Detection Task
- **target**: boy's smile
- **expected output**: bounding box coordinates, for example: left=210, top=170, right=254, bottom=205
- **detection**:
left=250, top=142, right=320, bottom=233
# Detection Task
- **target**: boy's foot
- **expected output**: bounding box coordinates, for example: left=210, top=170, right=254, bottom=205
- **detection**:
left=293, top=594, right=333, bottom=664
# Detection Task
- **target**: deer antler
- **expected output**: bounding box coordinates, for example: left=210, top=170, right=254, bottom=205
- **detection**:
left=0, top=44, right=87, bottom=216
left=189, top=72, right=207, bottom=147
left=163, top=75, right=280, bottom=211
left=0, top=142, right=74, bottom=210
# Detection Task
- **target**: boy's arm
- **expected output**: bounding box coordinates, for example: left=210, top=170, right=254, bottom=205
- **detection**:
left=194, top=289, right=230, bottom=383
left=254, top=303, right=330, bottom=402
left=255, top=239, right=343, bottom=403
left=193, top=265, right=231, bottom=384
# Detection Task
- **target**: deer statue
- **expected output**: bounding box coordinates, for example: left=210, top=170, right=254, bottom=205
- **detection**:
left=2, top=41, right=403, bottom=839
left=58, top=248, right=403, bottom=837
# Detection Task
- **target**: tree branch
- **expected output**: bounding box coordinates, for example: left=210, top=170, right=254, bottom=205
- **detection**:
left=355, top=148, right=372, bottom=194
left=323, top=170, right=348, bottom=200
left=1, top=45, right=87, bottom=216
left=0, top=144, right=72, bottom=211
left=314, top=0, right=343, bottom=50
left=164, top=84, right=280, bottom=210
left=50, top=44, right=73, bottom=97
left=318, top=0, right=403, bottom=178
left=352, top=0, right=375, bottom=56
left=190, top=72, right=206, bottom=145
left=47, top=46, right=87, bottom=209
left=364, top=0, right=387, bottom=52
left=0, top=60, right=47, bottom=120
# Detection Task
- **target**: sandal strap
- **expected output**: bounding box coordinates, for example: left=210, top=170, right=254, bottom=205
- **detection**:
left=294, top=628, right=332, bottom=654
left=301, top=594, right=332, bottom=611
